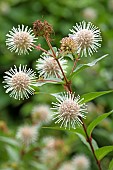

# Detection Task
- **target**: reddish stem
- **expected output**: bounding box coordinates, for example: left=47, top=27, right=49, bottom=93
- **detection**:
left=45, top=36, right=72, bottom=92
left=81, top=119, right=102, bottom=170
left=32, top=44, right=53, bottom=57
left=36, top=37, right=102, bottom=170
left=70, top=56, right=80, bottom=75
left=37, top=79, right=62, bottom=83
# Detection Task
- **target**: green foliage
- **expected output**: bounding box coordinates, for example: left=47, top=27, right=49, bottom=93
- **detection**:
left=0, top=136, right=20, bottom=147
left=109, top=159, right=113, bottom=170
left=69, top=54, right=108, bottom=80
left=0, top=0, right=113, bottom=169
left=6, top=145, right=20, bottom=162
left=76, top=132, right=99, bottom=151
left=30, top=161, right=46, bottom=170
left=81, top=90, right=113, bottom=104
left=87, top=110, right=113, bottom=137
left=95, top=146, right=113, bottom=160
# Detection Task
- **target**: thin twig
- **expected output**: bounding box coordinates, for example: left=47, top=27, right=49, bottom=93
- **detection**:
left=70, top=56, right=80, bottom=75
left=45, top=36, right=72, bottom=92
left=37, top=79, right=62, bottom=83
left=32, top=44, right=53, bottom=57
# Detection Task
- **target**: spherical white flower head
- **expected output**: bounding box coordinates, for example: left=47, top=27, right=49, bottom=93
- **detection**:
left=16, top=125, right=38, bottom=146
left=40, top=137, right=61, bottom=167
left=40, top=147, right=58, bottom=166
left=58, top=162, right=74, bottom=170
left=82, top=8, right=97, bottom=20
left=36, top=52, right=67, bottom=79
left=72, top=154, right=90, bottom=170
left=3, top=64, right=36, bottom=100
left=69, top=21, right=102, bottom=57
left=6, top=25, right=37, bottom=55
left=52, top=92, right=87, bottom=129
left=43, top=136, right=60, bottom=148
left=31, top=105, right=52, bottom=124
left=42, top=136, right=56, bottom=149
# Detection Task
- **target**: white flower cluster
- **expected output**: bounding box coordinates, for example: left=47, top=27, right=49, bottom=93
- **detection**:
left=3, top=21, right=102, bottom=130
left=6, top=21, right=102, bottom=57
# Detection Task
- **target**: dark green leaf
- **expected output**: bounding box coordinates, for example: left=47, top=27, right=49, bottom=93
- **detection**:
left=95, top=146, right=113, bottom=160
left=81, top=90, right=113, bottom=104
left=69, top=54, right=108, bottom=80
left=87, top=110, right=113, bottom=137
left=109, top=159, right=113, bottom=170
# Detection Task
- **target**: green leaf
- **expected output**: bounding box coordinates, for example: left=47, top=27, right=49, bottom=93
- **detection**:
left=0, top=136, right=20, bottom=147
left=109, top=159, right=113, bottom=170
left=64, top=53, right=74, bottom=60
left=92, top=138, right=99, bottom=150
left=87, top=110, right=113, bottom=137
left=95, top=146, right=113, bottom=160
left=32, top=84, right=39, bottom=91
left=51, top=90, right=113, bottom=104
left=30, top=161, right=46, bottom=170
left=43, top=126, right=85, bottom=137
left=81, top=90, right=113, bottom=104
left=76, top=133, right=98, bottom=151
left=6, top=145, right=20, bottom=162
left=49, top=47, right=58, bottom=54
left=69, top=54, right=108, bottom=80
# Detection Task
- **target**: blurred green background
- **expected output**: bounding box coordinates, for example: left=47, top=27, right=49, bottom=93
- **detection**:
left=0, top=0, right=113, bottom=170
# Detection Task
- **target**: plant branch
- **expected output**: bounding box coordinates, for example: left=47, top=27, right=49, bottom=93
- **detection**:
left=43, top=36, right=102, bottom=170
left=33, top=44, right=53, bottom=57
left=81, top=119, right=102, bottom=170
left=36, top=79, right=63, bottom=83
left=45, top=36, right=72, bottom=92
left=70, top=56, right=80, bottom=75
